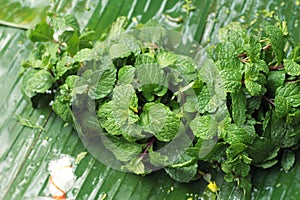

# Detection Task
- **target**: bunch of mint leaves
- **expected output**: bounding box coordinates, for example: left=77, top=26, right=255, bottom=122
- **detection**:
left=21, top=13, right=300, bottom=198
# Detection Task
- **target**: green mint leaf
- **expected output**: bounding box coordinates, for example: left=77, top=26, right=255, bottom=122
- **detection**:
left=220, top=69, right=242, bottom=93
left=244, top=34, right=261, bottom=62
left=226, top=143, right=247, bottom=160
left=231, top=90, right=246, bottom=125
left=244, top=63, right=266, bottom=96
left=48, top=14, right=79, bottom=32
left=51, top=75, right=78, bottom=123
left=215, top=43, right=241, bottom=71
left=64, top=31, right=80, bottom=55
left=156, top=51, right=177, bottom=68
left=141, top=102, right=180, bottom=142
left=196, top=85, right=211, bottom=113
left=22, top=70, right=54, bottom=98
left=149, top=150, right=169, bottom=167
left=194, top=141, right=227, bottom=161
left=164, top=153, right=197, bottom=183
left=246, top=96, right=261, bottom=115
left=117, top=65, right=136, bottom=85
left=85, top=61, right=117, bottom=99
left=111, top=84, right=139, bottom=125
left=136, top=63, right=167, bottom=101
left=55, top=53, right=78, bottom=79
left=102, top=135, right=142, bottom=162
left=276, top=82, right=300, bottom=108
left=223, top=123, right=256, bottom=144
left=79, top=30, right=95, bottom=49
left=164, top=163, right=197, bottom=183
left=121, top=157, right=145, bottom=175
left=73, top=48, right=96, bottom=62
left=218, top=22, right=246, bottom=45
left=190, top=115, right=217, bottom=139
left=171, top=55, right=197, bottom=84
left=284, top=58, right=300, bottom=76
left=108, top=32, right=141, bottom=59
left=97, top=101, right=144, bottom=141
left=281, top=149, right=295, bottom=172
left=274, top=96, right=291, bottom=116
left=247, top=137, right=279, bottom=164
left=256, top=159, right=278, bottom=169
left=183, top=95, right=197, bottom=113
left=221, top=153, right=252, bottom=178
left=139, top=22, right=166, bottom=45
left=108, top=16, right=128, bottom=38
left=263, top=110, right=300, bottom=148
left=27, top=20, right=54, bottom=42
left=265, top=24, right=284, bottom=64
left=105, top=17, right=140, bottom=59
left=134, top=54, right=156, bottom=66
left=52, top=94, right=73, bottom=123
left=266, top=70, right=286, bottom=96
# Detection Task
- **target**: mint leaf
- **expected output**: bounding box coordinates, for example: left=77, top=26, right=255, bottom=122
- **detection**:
left=135, top=54, right=156, bottom=66
left=52, top=94, right=73, bottom=123
left=247, top=137, right=279, bottom=164
left=218, top=22, right=246, bottom=44
left=85, top=61, right=117, bottom=99
left=244, top=63, right=266, bottom=96
left=141, top=102, right=180, bottom=142
left=156, top=51, right=177, bottom=68
left=263, top=110, right=300, bottom=148
left=223, top=123, right=256, bottom=145
left=274, top=96, right=291, bottom=116
left=276, top=82, right=300, bottom=108
left=117, top=65, right=136, bottom=85
left=281, top=149, right=295, bottom=172
left=231, top=90, right=246, bottom=125
left=27, top=20, right=54, bottom=42
left=48, top=14, right=80, bottom=33
left=221, top=153, right=252, bottom=179
left=164, top=153, right=197, bottom=183
left=22, top=70, right=54, bottom=98
left=149, top=150, right=169, bottom=167
left=226, top=143, right=247, bottom=160
left=111, top=84, right=139, bottom=125
left=136, top=63, right=167, bottom=101
left=196, top=85, right=211, bottom=113
left=102, top=135, right=142, bottom=162
left=121, top=157, right=145, bottom=175
left=171, top=55, right=197, bottom=84
left=73, top=48, right=97, bottom=62
left=220, top=69, right=242, bottom=93
left=97, top=102, right=144, bottom=141
left=284, top=58, right=300, bottom=76
left=244, top=34, right=262, bottom=62
left=52, top=75, right=79, bottom=122
left=190, top=115, right=217, bottom=139
left=55, top=53, right=78, bottom=79
left=266, top=70, right=285, bottom=96
left=265, top=24, right=284, bottom=64
left=109, top=32, right=140, bottom=59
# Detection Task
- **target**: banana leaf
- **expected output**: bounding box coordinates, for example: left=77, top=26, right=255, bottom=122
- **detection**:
left=0, top=0, right=299, bottom=199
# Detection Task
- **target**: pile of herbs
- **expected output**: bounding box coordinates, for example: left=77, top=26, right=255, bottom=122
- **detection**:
left=21, top=14, right=300, bottom=197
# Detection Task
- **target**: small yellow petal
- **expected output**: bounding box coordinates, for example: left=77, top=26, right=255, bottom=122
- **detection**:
left=207, top=181, right=219, bottom=193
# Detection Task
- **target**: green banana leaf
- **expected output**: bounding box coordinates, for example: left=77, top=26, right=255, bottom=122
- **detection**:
left=0, top=0, right=299, bottom=199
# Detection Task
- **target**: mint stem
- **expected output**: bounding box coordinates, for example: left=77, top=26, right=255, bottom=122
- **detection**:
left=263, top=96, right=275, bottom=106
left=269, top=64, right=284, bottom=71
left=262, top=44, right=272, bottom=50
left=140, top=137, right=156, bottom=160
